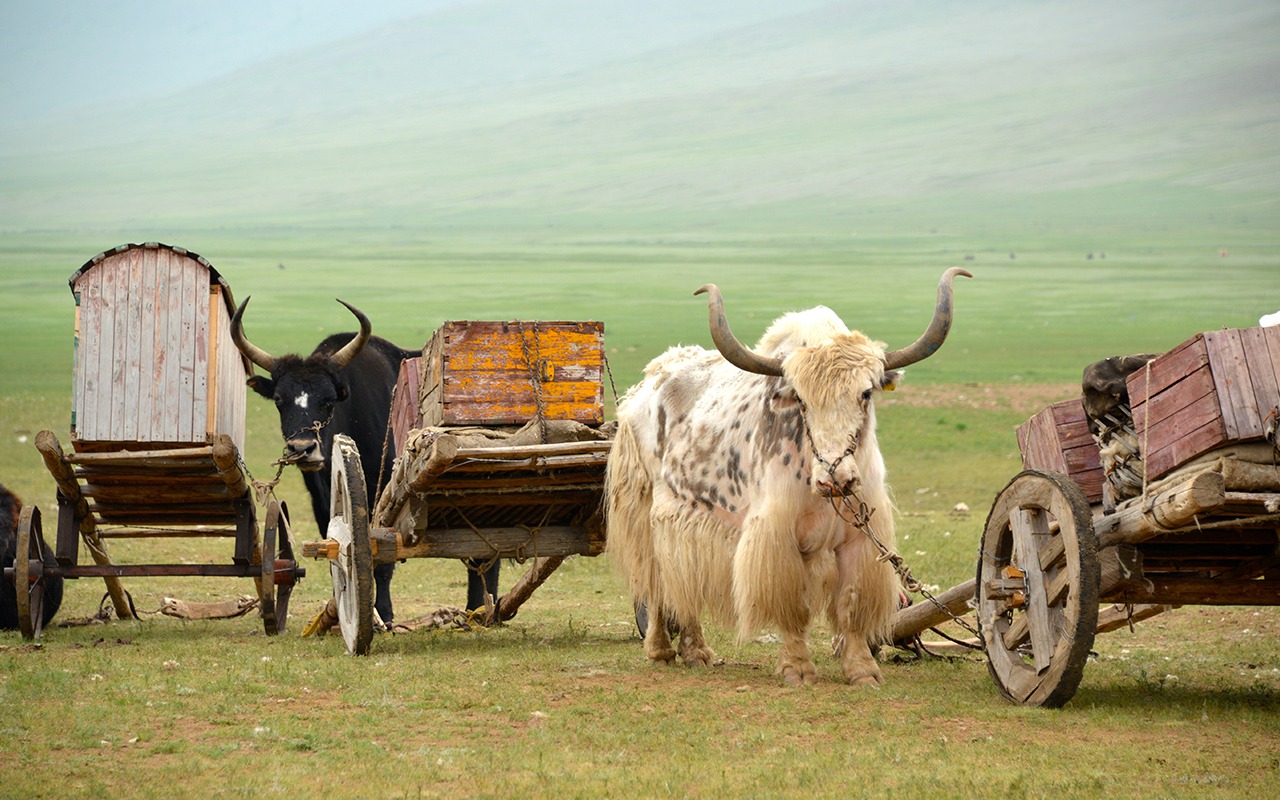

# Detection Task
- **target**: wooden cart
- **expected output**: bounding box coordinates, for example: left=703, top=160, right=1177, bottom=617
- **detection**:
left=4, top=244, right=304, bottom=639
left=892, top=325, right=1280, bottom=706
left=303, top=320, right=612, bottom=655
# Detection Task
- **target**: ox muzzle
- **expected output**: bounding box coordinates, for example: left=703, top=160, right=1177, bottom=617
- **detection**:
left=283, top=437, right=326, bottom=472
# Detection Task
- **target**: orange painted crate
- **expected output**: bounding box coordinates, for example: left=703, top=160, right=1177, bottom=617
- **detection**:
left=1127, top=326, right=1280, bottom=480
left=1015, top=397, right=1105, bottom=503
left=389, top=321, right=605, bottom=442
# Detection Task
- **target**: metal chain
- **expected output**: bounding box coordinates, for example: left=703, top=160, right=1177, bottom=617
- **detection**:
left=601, top=351, right=620, bottom=407
left=796, top=402, right=981, bottom=641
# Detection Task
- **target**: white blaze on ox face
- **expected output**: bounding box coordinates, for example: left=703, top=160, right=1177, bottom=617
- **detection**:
left=294, top=392, right=310, bottom=409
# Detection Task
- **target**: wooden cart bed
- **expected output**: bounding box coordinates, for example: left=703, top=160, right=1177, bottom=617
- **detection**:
left=372, top=425, right=612, bottom=562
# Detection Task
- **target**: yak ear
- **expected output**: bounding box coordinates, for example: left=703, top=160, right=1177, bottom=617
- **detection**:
left=881, top=370, right=903, bottom=392
left=335, top=381, right=350, bottom=402
left=246, top=375, right=275, bottom=398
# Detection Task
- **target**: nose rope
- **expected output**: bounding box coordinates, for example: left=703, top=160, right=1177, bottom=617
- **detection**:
left=798, top=400, right=860, bottom=489
left=798, top=398, right=982, bottom=649
left=277, top=414, right=334, bottom=465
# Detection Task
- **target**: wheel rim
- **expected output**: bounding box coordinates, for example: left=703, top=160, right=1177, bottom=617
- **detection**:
left=977, top=470, right=1099, bottom=707
left=15, top=506, right=46, bottom=640
left=272, top=501, right=297, bottom=634
left=328, top=435, right=373, bottom=655
left=260, top=501, right=280, bottom=635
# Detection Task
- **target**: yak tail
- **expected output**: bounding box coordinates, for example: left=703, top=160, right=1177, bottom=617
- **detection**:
left=604, top=418, right=659, bottom=606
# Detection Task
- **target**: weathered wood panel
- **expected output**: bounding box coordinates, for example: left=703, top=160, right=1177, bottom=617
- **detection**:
left=1130, top=326, right=1280, bottom=479
left=70, top=243, right=244, bottom=448
left=1016, top=398, right=1104, bottom=502
left=420, top=320, right=605, bottom=428
left=391, top=357, right=423, bottom=454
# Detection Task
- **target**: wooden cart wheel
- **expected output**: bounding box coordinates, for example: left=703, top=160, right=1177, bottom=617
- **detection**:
left=260, top=500, right=299, bottom=636
left=14, top=506, right=49, bottom=640
left=976, top=470, right=1100, bottom=707
left=328, top=435, right=374, bottom=655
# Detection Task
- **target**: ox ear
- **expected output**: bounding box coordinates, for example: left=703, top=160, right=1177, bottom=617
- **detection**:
left=769, top=385, right=800, bottom=411
left=246, top=375, right=275, bottom=398
left=881, top=370, right=903, bottom=392
left=334, top=380, right=349, bottom=402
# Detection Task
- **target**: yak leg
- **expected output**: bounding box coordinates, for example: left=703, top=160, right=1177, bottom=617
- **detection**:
left=777, top=628, right=818, bottom=686
left=675, top=616, right=716, bottom=667
left=832, top=532, right=895, bottom=687
left=643, top=605, right=677, bottom=665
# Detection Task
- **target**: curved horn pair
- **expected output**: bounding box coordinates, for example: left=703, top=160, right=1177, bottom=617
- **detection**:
left=231, top=298, right=372, bottom=372
left=696, top=267, right=972, bottom=375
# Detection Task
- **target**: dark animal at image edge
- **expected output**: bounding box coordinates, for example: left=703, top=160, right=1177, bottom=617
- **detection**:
left=231, top=299, right=499, bottom=621
left=1, top=483, right=64, bottom=630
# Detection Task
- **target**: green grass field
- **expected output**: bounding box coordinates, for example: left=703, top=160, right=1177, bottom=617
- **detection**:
left=2, top=2, right=1278, bottom=795
left=1, top=222, right=1277, bottom=798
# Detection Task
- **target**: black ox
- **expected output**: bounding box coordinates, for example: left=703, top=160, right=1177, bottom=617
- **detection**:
left=231, top=299, right=499, bottom=624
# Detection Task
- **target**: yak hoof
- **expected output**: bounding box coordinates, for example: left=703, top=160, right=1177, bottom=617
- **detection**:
left=780, top=662, right=818, bottom=686
left=845, top=666, right=885, bottom=687
left=680, top=643, right=716, bottom=668
left=645, top=644, right=677, bottom=665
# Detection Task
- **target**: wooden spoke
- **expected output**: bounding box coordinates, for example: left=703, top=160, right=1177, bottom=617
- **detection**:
left=329, top=435, right=374, bottom=655
left=977, top=470, right=1099, bottom=707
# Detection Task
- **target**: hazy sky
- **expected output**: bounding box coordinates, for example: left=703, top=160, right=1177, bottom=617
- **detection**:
left=0, top=0, right=459, bottom=119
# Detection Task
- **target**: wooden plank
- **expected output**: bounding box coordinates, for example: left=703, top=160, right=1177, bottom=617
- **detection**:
left=214, top=288, right=247, bottom=449
left=1264, top=326, right=1280, bottom=401
left=73, top=266, right=99, bottom=439
left=1127, top=334, right=1208, bottom=408
left=193, top=267, right=212, bottom=440
left=83, top=487, right=235, bottom=504
left=42, top=564, right=258, bottom=579
left=67, top=445, right=214, bottom=463
left=1135, top=362, right=1216, bottom=443
left=1145, top=415, right=1228, bottom=480
left=138, top=246, right=158, bottom=441
left=107, top=255, right=130, bottom=439
left=1010, top=506, right=1054, bottom=674
left=1143, top=386, right=1225, bottom=465
left=160, top=253, right=182, bottom=440
left=1204, top=329, right=1258, bottom=438
left=178, top=259, right=199, bottom=442
left=394, top=524, right=597, bottom=560
left=1126, top=578, right=1279, bottom=606
left=391, top=357, right=422, bottom=454
left=1239, top=326, right=1280, bottom=426
left=120, top=249, right=143, bottom=440
left=172, top=252, right=192, bottom=440
left=205, top=285, right=220, bottom=440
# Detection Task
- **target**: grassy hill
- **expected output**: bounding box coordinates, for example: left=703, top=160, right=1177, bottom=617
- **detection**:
left=1, top=0, right=1276, bottom=233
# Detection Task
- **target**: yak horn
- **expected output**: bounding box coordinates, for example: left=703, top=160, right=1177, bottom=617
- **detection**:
left=695, top=284, right=785, bottom=377
left=329, top=299, right=372, bottom=369
left=230, top=297, right=278, bottom=372
left=883, top=267, right=972, bottom=371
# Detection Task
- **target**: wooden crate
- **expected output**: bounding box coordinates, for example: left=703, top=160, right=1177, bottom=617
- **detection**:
left=1127, top=326, right=1280, bottom=480
left=418, top=320, right=604, bottom=428
left=69, top=243, right=249, bottom=450
left=1015, top=398, right=1105, bottom=503
left=390, top=356, right=423, bottom=455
